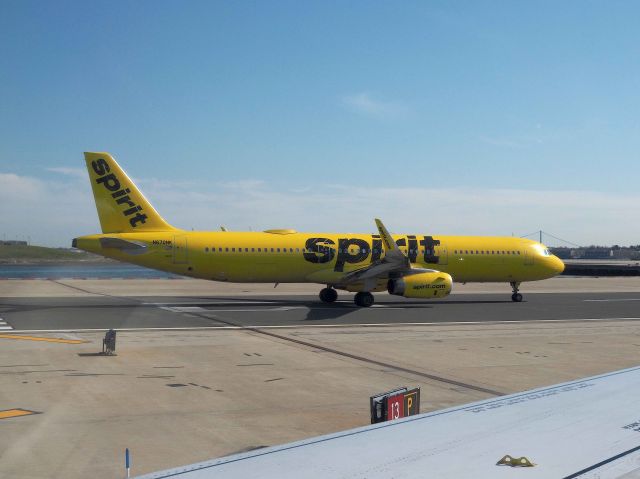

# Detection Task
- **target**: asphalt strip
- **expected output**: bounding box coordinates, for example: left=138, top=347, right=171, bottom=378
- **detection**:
left=5, top=316, right=640, bottom=334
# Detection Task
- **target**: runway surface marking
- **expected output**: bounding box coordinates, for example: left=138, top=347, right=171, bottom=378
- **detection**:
left=584, top=299, right=640, bottom=302
left=0, top=317, right=12, bottom=330
left=0, top=409, right=39, bottom=420
left=0, top=334, right=86, bottom=344
left=157, top=305, right=426, bottom=313
left=6, top=317, right=640, bottom=334
left=144, top=301, right=277, bottom=306
left=160, top=306, right=309, bottom=313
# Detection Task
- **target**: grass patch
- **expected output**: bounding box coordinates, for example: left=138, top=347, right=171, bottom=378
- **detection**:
left=0, top=244, right=98, bottom=261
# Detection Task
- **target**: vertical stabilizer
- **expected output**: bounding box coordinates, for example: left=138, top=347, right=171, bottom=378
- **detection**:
left=84, top=152, right=177, bottom=233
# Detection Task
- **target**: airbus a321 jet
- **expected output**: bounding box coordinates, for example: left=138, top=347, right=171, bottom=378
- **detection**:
left=73, top=152, right=565, bottom=307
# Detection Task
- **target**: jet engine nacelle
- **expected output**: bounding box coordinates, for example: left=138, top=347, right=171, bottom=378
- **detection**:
left=387, top=271, right=452, bottom=299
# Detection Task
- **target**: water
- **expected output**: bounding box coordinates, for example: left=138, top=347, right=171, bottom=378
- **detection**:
left=0, top=263, right=181, bottom=279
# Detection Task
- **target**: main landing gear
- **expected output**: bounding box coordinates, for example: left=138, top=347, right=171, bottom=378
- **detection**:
left=354, top=291, right=374, bottom=307
left=318, top=287, right=375, bottom=307
left=510, top=281, right=523, bottom=302
left=319, top=287, right=338, bottom=303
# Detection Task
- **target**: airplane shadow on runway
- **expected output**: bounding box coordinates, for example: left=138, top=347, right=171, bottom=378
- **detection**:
left=181, top=296, right=514, bottom=323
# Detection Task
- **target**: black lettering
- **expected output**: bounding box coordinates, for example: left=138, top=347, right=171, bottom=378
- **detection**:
left=303, top=238, right=335, bottom=264
left=123, top=205, right=142, bottom=216
left=96, top=173, right=121, bottom=192
left=111, top=188, right=131, bottom=198
left=129, top=213, right=148, bottom=227
left=152, top=239, right=172, bottom=245
left=371, top=235, right=382, bottom=262
left=334, top=238, right=369, bottom=272
left=91, top=159, right=110, bottom=176
left=92, top=168, right=147, bottom=226
left=407, top=235, right=418, bottom=263
left=116, top=195, right=136, bottom=208
left=420, top=236, right=441, bottom=263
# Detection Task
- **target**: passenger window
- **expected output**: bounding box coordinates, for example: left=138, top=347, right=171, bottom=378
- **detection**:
left=232, top=248, right=235, bottom=252
left=251, top=248, right=255, bottom=252
left=271, top=248, right=274, bottom=252
left=296, top=248, right=300, bottom=253
left=225, top=247, right=229, bottom=252
left=205, top=247, right=209, bottom=252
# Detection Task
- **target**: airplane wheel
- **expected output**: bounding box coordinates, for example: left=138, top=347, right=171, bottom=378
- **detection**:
left=354, top=292, right=374, bottom=307
left=319, top=287, right=338, bottom=303
left=511, top=293, right=523, bottom=302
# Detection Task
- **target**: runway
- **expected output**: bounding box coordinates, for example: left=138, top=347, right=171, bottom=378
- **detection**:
left=2, top=291, right=640, bottom=331
left=2, top=277, right=640, bottom=478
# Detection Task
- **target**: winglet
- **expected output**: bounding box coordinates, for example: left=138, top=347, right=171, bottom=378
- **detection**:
left=375, top=218, right=400, bottom=252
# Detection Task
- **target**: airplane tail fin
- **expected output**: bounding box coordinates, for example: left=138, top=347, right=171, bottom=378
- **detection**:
left=84, top=152, right=177, bottom=233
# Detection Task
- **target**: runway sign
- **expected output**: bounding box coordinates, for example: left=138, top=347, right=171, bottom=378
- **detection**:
left=370, top=387, right=420, bottom=424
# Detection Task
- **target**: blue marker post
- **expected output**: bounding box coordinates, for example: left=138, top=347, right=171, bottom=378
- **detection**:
left=125, top=448, right=131, bottom=478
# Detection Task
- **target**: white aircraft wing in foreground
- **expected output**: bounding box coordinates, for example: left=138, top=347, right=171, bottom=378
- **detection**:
left=137, top=366, right=640, bottom=478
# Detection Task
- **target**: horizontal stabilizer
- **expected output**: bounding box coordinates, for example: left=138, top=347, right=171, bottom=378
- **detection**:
left=99, top=237, right=148, bottom=255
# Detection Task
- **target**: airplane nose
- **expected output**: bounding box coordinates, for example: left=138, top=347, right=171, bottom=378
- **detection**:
left=551, top=256, right=565, bottom=275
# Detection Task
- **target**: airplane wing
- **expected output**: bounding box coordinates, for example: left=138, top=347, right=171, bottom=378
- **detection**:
left=340, top=219, right=434, bottom=284
left=136, top=365, right=640, bottom=478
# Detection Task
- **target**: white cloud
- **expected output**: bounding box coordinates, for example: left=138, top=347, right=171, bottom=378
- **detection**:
left=0, top=173, right=43, bottom=199
left=0, top=171, right=96, bottom=247
left=46, top=167, right=87, bottom=179
left=145, top=181, right=640, bottom=247
left=1, top=171, right=639, bottom=247
left=342, top=92, right=407, bottom=119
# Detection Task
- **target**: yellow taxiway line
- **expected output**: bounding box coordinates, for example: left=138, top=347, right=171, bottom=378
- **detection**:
left=0, top=409, right=39, bottom=420
left=0, top=334, right=86, bottom=344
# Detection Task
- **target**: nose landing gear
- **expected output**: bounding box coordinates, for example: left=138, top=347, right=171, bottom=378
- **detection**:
left=510, top=282, right=523, bottom=302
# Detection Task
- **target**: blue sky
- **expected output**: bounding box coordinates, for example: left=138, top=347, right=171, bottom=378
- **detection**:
left=1, top=1, right=639, bottom=246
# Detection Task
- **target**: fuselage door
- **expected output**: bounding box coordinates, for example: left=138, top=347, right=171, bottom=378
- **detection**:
left=524, top=248, right=534, bottom=266
left=437, top=246, right=448, bottom=265
left=173, top=235, right=188, bottom=264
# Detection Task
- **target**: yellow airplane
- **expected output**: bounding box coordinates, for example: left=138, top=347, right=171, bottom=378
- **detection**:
left=73, top=152, right=565, bottom=307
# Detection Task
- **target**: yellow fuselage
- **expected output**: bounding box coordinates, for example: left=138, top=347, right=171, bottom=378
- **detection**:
left=75, top=231, right=564, bottom=290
